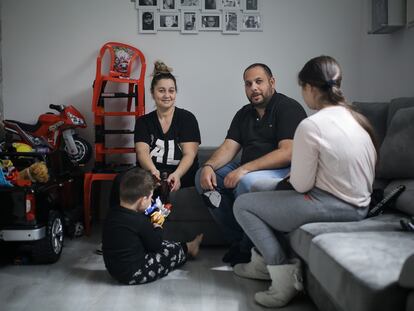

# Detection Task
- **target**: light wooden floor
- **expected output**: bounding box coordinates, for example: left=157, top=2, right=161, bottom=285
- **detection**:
left=0, top=229, right=318, bottom=311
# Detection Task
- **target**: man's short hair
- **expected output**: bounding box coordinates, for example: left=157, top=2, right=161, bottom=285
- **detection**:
left=120, top=168, right=155, bottom=205
left=243, top=63, right=273, bottom=79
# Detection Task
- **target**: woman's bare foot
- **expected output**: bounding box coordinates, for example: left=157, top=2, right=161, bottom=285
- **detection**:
left=186, top=234, right=203, bottom=258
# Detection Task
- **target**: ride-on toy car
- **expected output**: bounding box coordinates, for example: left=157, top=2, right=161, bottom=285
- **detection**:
left=0, top=150, right=77, bottom=264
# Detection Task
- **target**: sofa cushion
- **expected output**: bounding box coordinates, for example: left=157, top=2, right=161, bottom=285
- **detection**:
left=385, top=179, right=414, bottom=217
left=387, top=97, right=414, bottom=126
left=308, top=231, right=414, bottom=311
left=377, top=106, right=414, bottom=179
left=353, top=101, right=389, bottom=146
left=289, top=213, right=407, bottom=262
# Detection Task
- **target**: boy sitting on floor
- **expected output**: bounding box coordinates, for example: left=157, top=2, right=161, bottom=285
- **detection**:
left=102, top=167, right=203, bottom=285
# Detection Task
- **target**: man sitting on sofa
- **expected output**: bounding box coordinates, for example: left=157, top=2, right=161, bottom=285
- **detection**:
left=195, top=63, right=306, bottom=266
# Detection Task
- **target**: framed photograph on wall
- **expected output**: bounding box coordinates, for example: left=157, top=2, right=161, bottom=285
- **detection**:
left=242, top=0, right=259, bottom=12
left=202, top=0, right=221, bottom=12
left=160, top=0, right=178, bottom=12
left=139, top=10, right=157, bottom=33
left=181, top=10, right=199, bottom=33
left=136, top=0, right=159, bottom=10
left=221, top=0, right=241, bottom=9
left=241, top=13, right=262, bottom=31
left=200, top=13, right=222, bottom=30
left=180, top=0, right=201, bottom=10
left=158, top=13, right=180, bottom=30
left=223, top=10, right=240, bottom=34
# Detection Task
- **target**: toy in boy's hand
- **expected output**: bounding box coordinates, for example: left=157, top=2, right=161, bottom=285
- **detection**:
left=144, top=196, right=173, bottom=226
left=18, top=161, right=49, bottom=183
left=150, top=211, right=165, bottom=226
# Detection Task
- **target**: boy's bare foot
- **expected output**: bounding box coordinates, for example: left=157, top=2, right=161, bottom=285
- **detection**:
left=186, top=234, right=203, bottom=258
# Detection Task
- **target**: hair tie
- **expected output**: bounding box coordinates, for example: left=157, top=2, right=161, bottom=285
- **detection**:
left=325, top=79, right=336, bottom=89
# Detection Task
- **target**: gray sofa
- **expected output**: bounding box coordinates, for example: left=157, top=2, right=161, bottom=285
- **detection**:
left=165, top=97, right=414, bottom=311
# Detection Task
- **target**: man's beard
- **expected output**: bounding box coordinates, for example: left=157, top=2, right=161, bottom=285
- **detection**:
left=250, top=94, right=269, bottom=109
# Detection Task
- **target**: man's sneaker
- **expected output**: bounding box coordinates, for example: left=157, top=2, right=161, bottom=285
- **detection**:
left=222, top=243, right=240, bottom=263
left=94, top=243, right=103, bottom=255
left=230, top=251, right=251, bottom=267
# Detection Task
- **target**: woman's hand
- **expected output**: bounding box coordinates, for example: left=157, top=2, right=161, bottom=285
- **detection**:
left=167, top=172, right=181, bottom=192
left=151, top=169, right=161, bottom=182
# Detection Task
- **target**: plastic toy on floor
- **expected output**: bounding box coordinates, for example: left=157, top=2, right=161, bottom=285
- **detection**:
left=0, top=159, right=15, bottom=187
left=18, top=161, right=49, bottom=183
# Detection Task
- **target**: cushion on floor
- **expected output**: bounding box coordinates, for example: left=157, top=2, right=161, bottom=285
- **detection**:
left=289, top=213, right=406, bottom=262
left=308, top=231, right=414, bottom=311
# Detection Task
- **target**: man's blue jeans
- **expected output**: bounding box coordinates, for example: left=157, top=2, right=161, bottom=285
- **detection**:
left=195, top=161, right=290, bottom=253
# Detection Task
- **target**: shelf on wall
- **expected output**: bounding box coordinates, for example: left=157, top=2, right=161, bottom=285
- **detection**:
left=368, top=0, right=406, bottom=34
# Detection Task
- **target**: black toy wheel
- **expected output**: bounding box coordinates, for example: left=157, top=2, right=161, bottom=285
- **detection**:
left=32, top=210, right=64, bottom=264
left=65, top=135, right=92, bottom=165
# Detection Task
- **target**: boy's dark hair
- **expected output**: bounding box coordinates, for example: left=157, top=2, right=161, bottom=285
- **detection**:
left=120, top=168, right=155, bottom=205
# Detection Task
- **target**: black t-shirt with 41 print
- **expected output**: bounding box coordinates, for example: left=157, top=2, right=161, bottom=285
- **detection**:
left=134, top=107, right=201, bottom=187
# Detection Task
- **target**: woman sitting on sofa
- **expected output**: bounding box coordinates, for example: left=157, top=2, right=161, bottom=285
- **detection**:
left=110, top=61, right=200, bottom=208
left=134, top=60, right=201, bottom=191
left=232, top=55, right=378, bottom=308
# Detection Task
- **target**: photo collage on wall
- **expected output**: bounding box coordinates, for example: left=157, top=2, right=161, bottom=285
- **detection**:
left=137, top=0, right=262, bottom=34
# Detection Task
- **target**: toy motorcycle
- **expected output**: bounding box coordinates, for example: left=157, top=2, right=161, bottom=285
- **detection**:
left=2, top=104, right=92, bottom=165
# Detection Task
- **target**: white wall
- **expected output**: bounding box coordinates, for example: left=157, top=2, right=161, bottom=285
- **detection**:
left=2, top=0, right=410, bottom=151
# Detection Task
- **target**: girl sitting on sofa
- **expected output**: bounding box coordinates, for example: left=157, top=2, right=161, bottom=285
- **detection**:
left=232, top=55, right=378, bottom=308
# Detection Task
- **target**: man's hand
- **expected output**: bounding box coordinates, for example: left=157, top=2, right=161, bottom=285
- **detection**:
left=224, top=166, right=249, bottom=189
left=200, top=166, right=217, bottom=191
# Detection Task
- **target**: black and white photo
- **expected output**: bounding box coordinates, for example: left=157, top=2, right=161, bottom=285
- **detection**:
left=200, top=13, right=221, bottom=30
left=139, top=10, right=157, bottom=33
left=158, top=13, right=180, bottom=30
left=180, top=0, right=201, bottom=10
left=160, top=0, right=178, bottom=11
left=223, top=11, right=239, bottom=34
left=222, top=0, right=240, bottom=9
left=241, top=13, right=262, bottom=31
left=202, top=0, right=220, bottom=11
left=136, top=0, right=159, bottom=10
left=181, top=11, right=199, bottom=33
left=243, top=0, right=259, bottom=12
